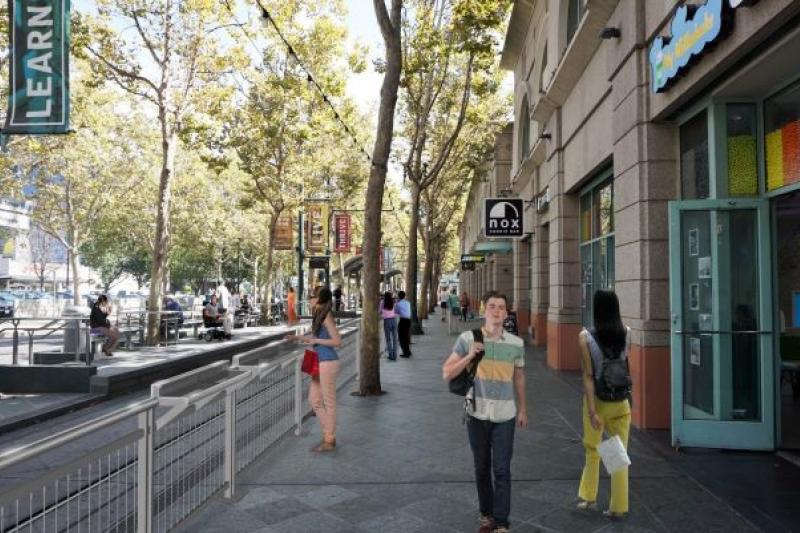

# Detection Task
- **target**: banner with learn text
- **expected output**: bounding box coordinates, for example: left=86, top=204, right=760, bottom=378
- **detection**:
left=5, top=0, right=71, bottom=134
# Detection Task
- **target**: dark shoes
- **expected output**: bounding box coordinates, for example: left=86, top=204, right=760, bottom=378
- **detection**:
left=477, top=515, right=493, bottom=533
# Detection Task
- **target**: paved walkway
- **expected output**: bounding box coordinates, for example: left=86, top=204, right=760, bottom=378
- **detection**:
left=176, top=316, right=760, bottom=533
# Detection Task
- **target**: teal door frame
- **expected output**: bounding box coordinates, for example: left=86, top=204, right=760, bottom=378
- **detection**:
left=669, top=198, right=775, bottom=450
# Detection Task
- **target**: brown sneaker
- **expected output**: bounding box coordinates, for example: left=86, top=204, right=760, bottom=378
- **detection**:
left=312, top=439, right=336, bottom=452
left=477, top=514, right=493, bottom=533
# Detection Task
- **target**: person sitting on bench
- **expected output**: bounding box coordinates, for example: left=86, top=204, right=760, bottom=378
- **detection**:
left=160, top=296, right=184, bottom=340
left=203, top=295, right=232, bottom=340
left=90, top=294, right=120, bottom=356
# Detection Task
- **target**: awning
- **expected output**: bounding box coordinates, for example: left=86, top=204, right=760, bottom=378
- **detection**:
left=342, top=255, right=363, bottom=275
left=381, top=269, right=402, bottom=282
left=472, top=241, right=513, bottom=255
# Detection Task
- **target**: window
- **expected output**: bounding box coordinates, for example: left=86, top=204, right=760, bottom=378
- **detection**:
left=765, top=80, right=800, bottom=191
left=519, top=97, right=530, bottom=164
left=580, top=177, right=614, bottom=326
left=680, top=111, right=710, bottom=199
left=727, top=104, right=758, bottom=196
left=566, top=0, right=585, bottom=44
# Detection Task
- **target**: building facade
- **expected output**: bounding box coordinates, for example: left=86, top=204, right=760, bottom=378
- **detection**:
left=459, top=0, right=800, bottom=451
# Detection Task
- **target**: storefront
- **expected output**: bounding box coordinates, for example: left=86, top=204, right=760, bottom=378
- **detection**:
left=657, top=3, right=800, bottom=450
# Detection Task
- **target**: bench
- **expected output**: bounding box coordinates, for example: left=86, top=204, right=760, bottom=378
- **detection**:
left=90, top=326, right=140, bottom=356
left=181, top=318, right=203, bottom=338
left=234, top=312, right=260, bottom=328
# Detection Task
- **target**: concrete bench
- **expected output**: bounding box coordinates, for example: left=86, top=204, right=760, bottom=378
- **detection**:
left=90, top=326, right=140, bottom=355
left=180, top=319, right=203, bottom=338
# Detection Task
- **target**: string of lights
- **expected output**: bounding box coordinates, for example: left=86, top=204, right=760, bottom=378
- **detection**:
left=225, top=0, right=373, bottom=163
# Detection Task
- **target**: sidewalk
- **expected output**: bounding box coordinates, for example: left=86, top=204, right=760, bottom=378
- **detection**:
left=175, top=316, right=763, bottom=533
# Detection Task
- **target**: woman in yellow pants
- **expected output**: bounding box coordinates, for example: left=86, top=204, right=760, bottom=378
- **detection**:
left=576, top=289, right=631, bottom=519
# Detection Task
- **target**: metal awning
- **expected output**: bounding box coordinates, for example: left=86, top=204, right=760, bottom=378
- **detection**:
left=342, top=255, right=363, bottom=274
left=381, top=269, right=402, bottom=281
left=472, top=241, right=513, bottom=255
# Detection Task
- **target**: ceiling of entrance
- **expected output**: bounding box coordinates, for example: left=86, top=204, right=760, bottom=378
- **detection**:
left=714, top=25, right=800, bottom=100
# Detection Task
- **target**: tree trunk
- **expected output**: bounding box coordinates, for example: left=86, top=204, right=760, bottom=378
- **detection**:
left=419, top=236, right=433, bottom=320
left=404, top=185, right=422, bottom=331
left=146, top=130, right=177, bottom=344
left=431, top=248, right=442, bottom=313
left=70, top=248, right=81, bottom=307
left=261, top=211, right=279, bottom=323
left=358, top=0, right=402, bottom=396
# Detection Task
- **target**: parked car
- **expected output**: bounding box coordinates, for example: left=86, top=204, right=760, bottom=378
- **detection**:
left=0, top=296, right=14, bottom=318
left=55, top=291, right=74, bottom=300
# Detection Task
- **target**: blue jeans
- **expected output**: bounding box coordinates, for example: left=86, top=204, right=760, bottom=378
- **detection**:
left=383, top=317, right=398, bottom=359
left=467, top=416, right=516, bottom=528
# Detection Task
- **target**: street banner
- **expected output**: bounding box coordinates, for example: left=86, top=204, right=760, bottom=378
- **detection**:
left=306, top=203, right=329, bottom=252
left=273, top=213, right=293, bottom=250
left=333, top=214, right=351, bottom=253
left=5, top=0, right=71, bottom=134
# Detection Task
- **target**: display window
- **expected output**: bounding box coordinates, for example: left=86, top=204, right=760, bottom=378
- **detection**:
left=580, top=175, right=614, bottom=326
left=765, top=80, right=800, bottom=191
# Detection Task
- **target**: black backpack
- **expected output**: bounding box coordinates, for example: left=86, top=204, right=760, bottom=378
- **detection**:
left=588, top=328, right=632, bottom=402
left=448, top=328, right=485, bottom=396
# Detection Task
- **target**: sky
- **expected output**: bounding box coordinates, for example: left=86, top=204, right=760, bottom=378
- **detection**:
left=343, top=0, right=385, bottom=121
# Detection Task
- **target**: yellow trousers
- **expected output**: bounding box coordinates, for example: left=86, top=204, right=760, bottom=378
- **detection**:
left=577, top=396, right=631, bottom=513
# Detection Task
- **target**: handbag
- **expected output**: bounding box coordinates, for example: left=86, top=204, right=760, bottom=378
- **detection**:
left=301, top=349, right=319, bottom=377
left=448, top=328, right=485, bottom=396
left=597, top=435, right=631, bottom=475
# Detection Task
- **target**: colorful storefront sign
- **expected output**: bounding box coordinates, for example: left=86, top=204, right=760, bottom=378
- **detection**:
left=649, top=0, right=761, bottom=93
left=5, top=0, right=71, bottom=134
left=273, top=213, right=294, bottom=250
left=305, top=203, right=329, bottom=252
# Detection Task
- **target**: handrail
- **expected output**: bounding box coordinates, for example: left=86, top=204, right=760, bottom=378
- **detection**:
left=0, top=397, right=159, bottom=471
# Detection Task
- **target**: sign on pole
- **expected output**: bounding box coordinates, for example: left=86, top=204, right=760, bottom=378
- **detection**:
left=273, top=213, right=294, bottom=250
left=484, top=198, right=524, bottom=238
left=333, top=214, right=351, bottom=253
left=5, top=0, right=71, bottom=134
left=305, top=203, right=329, bottom=252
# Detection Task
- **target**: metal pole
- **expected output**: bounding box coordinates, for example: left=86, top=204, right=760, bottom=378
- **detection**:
left=223, top=388, right=236, bottom=498
left=137, top=407, right=155, bottom=533
left=297, top=211, right=305, bottom=317
left=355, top=328, right=361, bottom=381
left=11, top=322, right=18, bottom=365
left=84, top=319, right=91, bottom=365
left=294, top=358, right=303, bottom=436
left=28, top=331, right=34, bottom=364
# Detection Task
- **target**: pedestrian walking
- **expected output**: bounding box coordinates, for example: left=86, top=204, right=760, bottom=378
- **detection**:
left=448, top=289, right=460, bottom=320
left=286, top=287, right=298, bottom=325
left=576, top=289, right=632, bottom=519
left=439, top=286, right=449, bottom=321
left=333, top=285, right=344, bottom=311
left=460, top=291, right=470, bottom=322
left=442, top=291, right=527, bottom=533
left=286, top=286, right=342, bottom=452
left=89, top=295, right=120, bottom=356
left=395, top=290, right=412, bottom=357
left=379, top=291, right=399, bottom=360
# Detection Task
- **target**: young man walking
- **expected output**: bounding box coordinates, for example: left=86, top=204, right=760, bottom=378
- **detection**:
left=442, top=291, right=527, bottom=533
left=395, top=290, right=412, bottom=357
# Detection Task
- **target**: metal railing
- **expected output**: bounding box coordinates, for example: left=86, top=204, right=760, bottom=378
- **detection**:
left=0, top=316, right=96, bottom=365
left=0, top=319, right=361, bottom=533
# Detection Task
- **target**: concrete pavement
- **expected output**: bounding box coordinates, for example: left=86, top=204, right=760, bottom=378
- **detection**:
left=175, top=315, right=763, bottom=533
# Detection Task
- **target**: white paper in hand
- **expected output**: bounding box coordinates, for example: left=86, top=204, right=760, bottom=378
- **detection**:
left=597, top=435, right=630, bottom=475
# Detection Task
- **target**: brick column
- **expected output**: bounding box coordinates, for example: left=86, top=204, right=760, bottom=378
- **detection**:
left=513, top=240, right=532, bottom=341
left=532, top=224, right=549, bottom=346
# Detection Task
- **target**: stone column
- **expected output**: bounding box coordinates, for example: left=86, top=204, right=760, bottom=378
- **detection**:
left=513, top=239, right=532, bottom=340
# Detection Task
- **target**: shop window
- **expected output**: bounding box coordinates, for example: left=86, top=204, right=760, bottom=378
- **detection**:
left=727, top=104, right=758, bottom=196
left=566, top=0, right=585, bottom=45
left=765, top=80, right=800, bottom=191
left=680, top=111, right=710, bottom=199
left=580, top=177, right=614, bottom=326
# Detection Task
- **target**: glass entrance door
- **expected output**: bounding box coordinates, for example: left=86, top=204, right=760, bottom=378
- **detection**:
left=669, top=199, right=775, bottom=449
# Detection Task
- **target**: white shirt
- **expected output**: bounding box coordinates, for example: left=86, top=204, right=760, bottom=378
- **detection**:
left=217, top=284, right=231, bottom=310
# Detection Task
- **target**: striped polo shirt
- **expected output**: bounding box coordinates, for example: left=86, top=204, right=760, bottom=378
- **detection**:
left=452, top=329, right=525, bottom=423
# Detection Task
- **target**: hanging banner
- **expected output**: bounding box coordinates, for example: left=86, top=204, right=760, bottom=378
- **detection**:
left=305, top=203, right=329, bottom=252
left=333, top=214, right=351, bottom=253
left=5, top=0, right=71, bottom=134
left=273, top=213, right=293, bottom=251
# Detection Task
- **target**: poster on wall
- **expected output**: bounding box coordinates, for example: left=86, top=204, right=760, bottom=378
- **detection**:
left=689, top=283, right=700, bottom=311
left=689, top=337, right=701, bottom=366
left=688, top=228, right=699, bottom=256
left=699, top=313, right=713, bottom=331
left=698, top=256, right=712, bottom=279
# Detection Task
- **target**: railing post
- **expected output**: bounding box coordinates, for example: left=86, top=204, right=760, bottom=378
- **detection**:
left=11, top=324, right=18, bottom=365
left=84, top=320, right=92, bottom=366
left=27, top=331, right=34, bottom=364
left=223, top=388, right=236, bottom=498
left=137, top=407, right=155, bottom=533
left=294, top=358, right=303, bottom=436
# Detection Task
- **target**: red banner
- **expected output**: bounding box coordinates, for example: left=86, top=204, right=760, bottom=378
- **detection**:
left=333, top=214, right=351, bottom=253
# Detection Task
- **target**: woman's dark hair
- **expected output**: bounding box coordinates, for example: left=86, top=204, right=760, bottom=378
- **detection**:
left=592, top=289, right=626, bottom=354
left=288, top=286, right=295, bottom=293
left=382, top=291, right=394, bottom=311
left=311, top=287, right=333, bottom=335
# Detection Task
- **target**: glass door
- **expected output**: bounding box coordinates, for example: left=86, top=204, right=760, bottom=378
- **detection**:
left=669, top=199, right=775, bottom=449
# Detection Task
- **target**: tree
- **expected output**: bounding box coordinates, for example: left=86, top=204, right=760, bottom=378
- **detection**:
left=355, top=0, right=403, bottom=396
left=29, top=227, right=55, bottom=291
left=84, top=0, right=238, bottom=343
left=399, top=0, right=509, bottom=330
